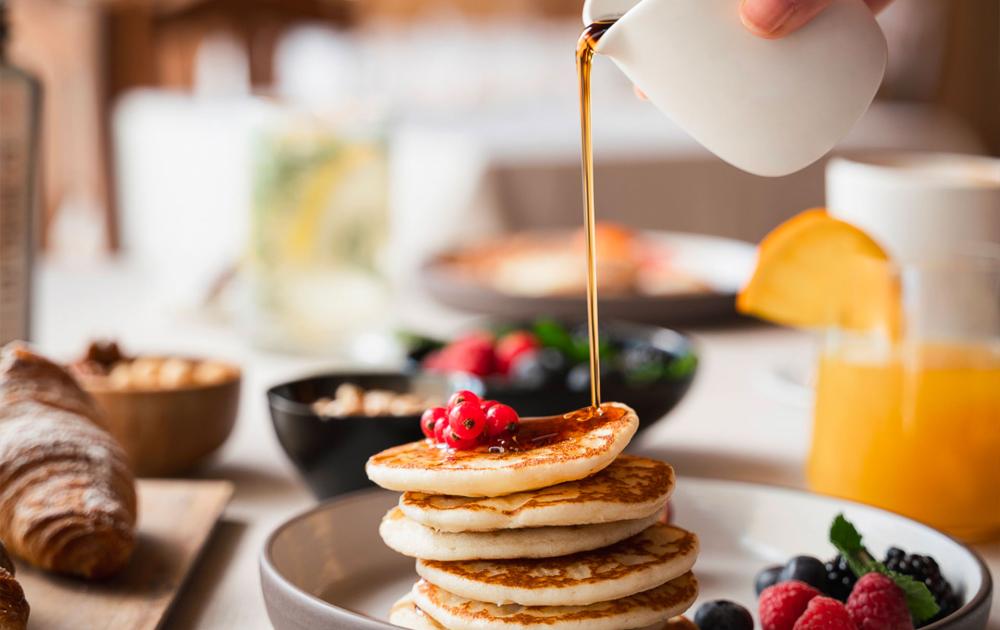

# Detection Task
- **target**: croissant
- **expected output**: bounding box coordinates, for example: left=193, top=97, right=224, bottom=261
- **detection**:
left=0, top=344, right=137, bottom=579
left=0, top=540, right=29, bottom=630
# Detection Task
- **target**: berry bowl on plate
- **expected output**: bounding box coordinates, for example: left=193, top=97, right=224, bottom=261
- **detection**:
left=267, top=372, right=478, bottom=499
left=404, top=318, right=698, bottom=432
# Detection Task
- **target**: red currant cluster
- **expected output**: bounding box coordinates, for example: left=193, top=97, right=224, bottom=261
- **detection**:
left=420, top=390, right=520, bottom=450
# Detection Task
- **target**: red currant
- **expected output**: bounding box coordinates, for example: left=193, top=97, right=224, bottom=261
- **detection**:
left=447, top=389, right=481, bottom=409
left=479, top=399, right=498, bottom=413
left=448, top=402, right=486, bottom=440
left=433, top=416, right=449, bottom=443
left=421, top=407, right=447, bottom=439
left=485, top=404, right=519, bottom=439
left=444, top=429, right=478, bottom=450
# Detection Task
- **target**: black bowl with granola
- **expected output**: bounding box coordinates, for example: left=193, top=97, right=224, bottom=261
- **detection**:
left=267, top=372, right=479, bottom=499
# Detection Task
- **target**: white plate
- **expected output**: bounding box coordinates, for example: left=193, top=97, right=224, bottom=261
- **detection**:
left=260, top=477, right=992, bottom=629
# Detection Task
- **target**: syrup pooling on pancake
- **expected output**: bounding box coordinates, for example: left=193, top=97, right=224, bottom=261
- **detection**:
left=412, top=572, right=699, bottom=630
left=374, top=404, right=629, bottom=465
left=366, top=403, right=639, bottom=497
left=416, top=523, right=699, bottom=606
left=400, top=455, right=674, bottom=531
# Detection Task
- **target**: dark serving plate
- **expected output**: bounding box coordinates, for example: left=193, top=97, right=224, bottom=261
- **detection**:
left=268, top=372, right=478, bottom=499
left=421, top=231, right=756, bottom=326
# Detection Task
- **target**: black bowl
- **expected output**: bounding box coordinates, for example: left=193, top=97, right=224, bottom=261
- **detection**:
left=412, top=321, right=698, bottom=436
left=268, top=372, right=479, bottom=499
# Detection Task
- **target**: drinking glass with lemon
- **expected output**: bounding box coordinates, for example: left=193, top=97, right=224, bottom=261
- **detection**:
left=739, top=209, right=1000, bottom=542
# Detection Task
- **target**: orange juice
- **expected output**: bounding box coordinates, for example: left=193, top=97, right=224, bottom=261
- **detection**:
left=809, top=341, right=1000, bottom=541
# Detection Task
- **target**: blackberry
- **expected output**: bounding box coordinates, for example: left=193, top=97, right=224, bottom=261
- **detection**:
left=824, top=554, right=857, bottom=601
left=884, top=548, right=961, bottom=626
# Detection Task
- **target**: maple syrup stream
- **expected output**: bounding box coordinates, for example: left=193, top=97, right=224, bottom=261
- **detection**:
left=577, top=21, right=615, bottom=411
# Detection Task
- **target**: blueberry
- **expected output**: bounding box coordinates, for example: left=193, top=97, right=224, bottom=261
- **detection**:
left=694, top=600, right=753, bottom=630
left=779, top=555, right=829, bottom=591
left=755, top=564, right=784, bottom=595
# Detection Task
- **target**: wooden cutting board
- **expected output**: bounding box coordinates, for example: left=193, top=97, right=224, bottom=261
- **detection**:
left=16, top=479, right=234, bottom=630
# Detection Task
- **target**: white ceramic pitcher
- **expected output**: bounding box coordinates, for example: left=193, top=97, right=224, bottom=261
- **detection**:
left=582, top=0, right=887, bottom=177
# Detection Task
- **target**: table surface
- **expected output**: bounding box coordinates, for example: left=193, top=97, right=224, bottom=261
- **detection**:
left=33, top=260, right=998, bottom=629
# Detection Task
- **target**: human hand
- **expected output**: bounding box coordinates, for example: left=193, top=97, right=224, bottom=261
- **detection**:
left=739, top=0, right=893, bottom=39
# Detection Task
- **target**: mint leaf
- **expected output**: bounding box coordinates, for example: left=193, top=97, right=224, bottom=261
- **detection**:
left=830, top=514, right=864, bottom=553
left=829, top=514, right=879, bottom=577
left=828, top=514, right=940, bottom=623
left=890, top=570, right=942, bottom=622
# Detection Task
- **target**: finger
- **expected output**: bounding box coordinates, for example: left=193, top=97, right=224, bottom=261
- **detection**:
left=739, top=0, right=834, bottom=39
left=864, top=0, right=894, bottom=14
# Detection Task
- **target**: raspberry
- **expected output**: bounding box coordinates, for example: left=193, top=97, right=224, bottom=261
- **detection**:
left=760, top=580, right=821, bottom=630
left=495, top=331, right=539, bottom=374
left=793, top=596, right=857, bottom=630
left=846, top=573, right=914, bottom=630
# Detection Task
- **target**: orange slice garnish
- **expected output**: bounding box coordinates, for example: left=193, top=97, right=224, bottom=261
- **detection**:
left=737, top=208, right=900, bottom=334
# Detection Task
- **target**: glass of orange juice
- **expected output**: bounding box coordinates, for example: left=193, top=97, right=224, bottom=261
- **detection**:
left=808, top=253, right=1000, bottom=541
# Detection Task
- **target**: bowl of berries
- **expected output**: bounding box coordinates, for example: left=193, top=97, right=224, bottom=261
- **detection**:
left=268, top=372, right=479, bottom=498
left=403, top=318, right=697, bottom=431
left=686, top=509, right=991, bottom=630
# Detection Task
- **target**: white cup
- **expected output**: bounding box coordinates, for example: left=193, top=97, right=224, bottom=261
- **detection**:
left=582, top=0, right=887, bottom=177
left=826, top=152, right=1000, bottom=262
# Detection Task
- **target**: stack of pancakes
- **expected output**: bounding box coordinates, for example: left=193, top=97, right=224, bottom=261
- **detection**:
left=366, top=402, right=699, bottom=630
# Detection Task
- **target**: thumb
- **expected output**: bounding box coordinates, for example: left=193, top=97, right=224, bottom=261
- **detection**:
left=739, top=0, right=834, bottom=38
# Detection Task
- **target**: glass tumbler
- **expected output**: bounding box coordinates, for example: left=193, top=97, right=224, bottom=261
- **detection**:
left=808, top=253, right=1000, bottom=541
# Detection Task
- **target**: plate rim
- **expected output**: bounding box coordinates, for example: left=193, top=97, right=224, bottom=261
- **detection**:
left=259, top=476, right=992, bottom=629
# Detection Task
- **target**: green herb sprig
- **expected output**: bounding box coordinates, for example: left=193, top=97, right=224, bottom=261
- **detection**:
left=829, top=514, right=940, bottom=623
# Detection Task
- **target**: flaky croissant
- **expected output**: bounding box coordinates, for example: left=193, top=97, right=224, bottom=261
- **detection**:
left=0, top=540, right=29, bottom=630
left=0, top=344, right=137, bottom=579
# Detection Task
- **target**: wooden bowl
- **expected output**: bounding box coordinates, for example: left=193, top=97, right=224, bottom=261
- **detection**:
left=83, top=364, right=241, bottom=477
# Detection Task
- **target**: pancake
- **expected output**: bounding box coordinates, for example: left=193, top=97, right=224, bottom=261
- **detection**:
left=366, top=403, right=639, bottom=497
left=400, top=455, right=674, bottom=532
left=411, top=572, right=699, bottom=630
left=416, top=523, right=698, bottom=606
left=389, top=593, right=696, bottom=630
left=379, top=507, right=658, bottom=561
left=390, top=593, right=446, bottom=630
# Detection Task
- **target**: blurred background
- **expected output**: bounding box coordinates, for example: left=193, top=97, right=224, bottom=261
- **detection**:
left=2, top=4, right=998, bottom=624
left=3, top=0, right=999, bottom=356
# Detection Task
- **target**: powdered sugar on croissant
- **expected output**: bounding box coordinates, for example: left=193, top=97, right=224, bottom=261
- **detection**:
left=0, top=344, right=137, bottom=579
